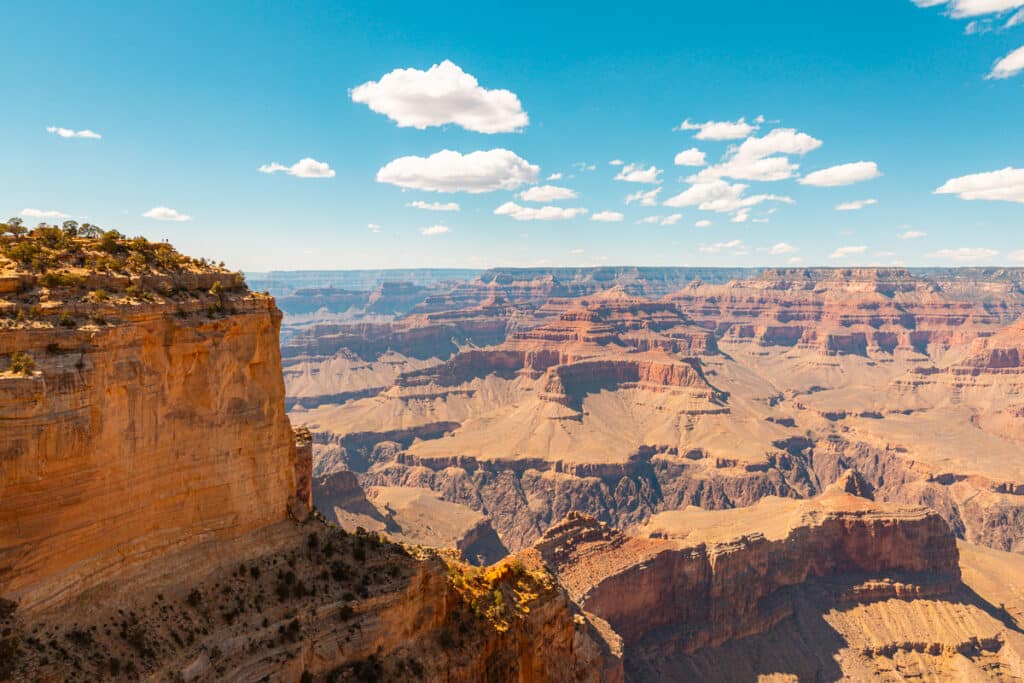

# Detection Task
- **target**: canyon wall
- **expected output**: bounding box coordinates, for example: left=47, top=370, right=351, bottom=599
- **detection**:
left=0, top=292, right=299, bottom=609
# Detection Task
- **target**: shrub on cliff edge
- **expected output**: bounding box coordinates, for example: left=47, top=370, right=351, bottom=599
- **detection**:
left=9, top=351, right=36, bottom=376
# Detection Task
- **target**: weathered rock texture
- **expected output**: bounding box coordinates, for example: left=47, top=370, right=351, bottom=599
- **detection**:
left=535, top=479, right=1024, bottom=681
left=0, top=288, right=298, bottom=610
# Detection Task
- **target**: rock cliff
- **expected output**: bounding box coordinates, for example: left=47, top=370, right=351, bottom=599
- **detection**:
left=535, top=477, right=1024, bottom=680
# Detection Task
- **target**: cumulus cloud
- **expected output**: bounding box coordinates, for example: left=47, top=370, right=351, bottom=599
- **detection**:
left=407, top=200, right=460, bottom=211
left=638, top=214, right=684, bottom=226
left=679, top=117, right=758, bottom=140
left=368, top=223, right=381, bottom=232
left=609, top=159, right=624, bottom=166
left=912, top=0, right=1024, bottom=18
left=934, top=166, right=1024, bottom=202
left=927, top=247, right=999, bottom=261
left=591, top=211, right=624, bottom=222
left=664, top=179, right=794, bottom=215
left=21, top=208, right=70, bottom=218
left=614, top=163, right=662, bottom=184
left=835, top=198, right=878, bottom=211
left=695, top=219, right=712, bottom=227
left=350, top=60, right=527, bottom=133
left=674, top=148, right=707, bottom=166
left=900, top=229, right=927, bottom=239
left=546, top=172, right=563, bottom=180
left=420, top=225, right=450, bottom=236
left=799, top=161, right=881, bottom=187
left=259, top=157, right=336, bottom=178
left=519, top=185, right=578, bottom=202
left=625, top=187, right=662, bottom=206
left=690, top=128, right=822, bottom=183
left=143, top=207, right=192, bottom=222
left=829, top=245, right=868, bottom=259
left=700, top=239, right=747, bottom=254
left=47, top=126, right=101, bottom=139
left=493, top=202, right=587, bottom=221
left=769, top=242, right=798, bottom=255
left=988, top=46, right=1024, bottom=79
left=377, top=149, right=538, bottom=193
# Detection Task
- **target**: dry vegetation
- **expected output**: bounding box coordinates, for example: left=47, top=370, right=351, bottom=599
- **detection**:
left=0, top=218, right=269, bottom=377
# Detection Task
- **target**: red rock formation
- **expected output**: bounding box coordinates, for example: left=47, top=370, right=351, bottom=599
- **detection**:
left=536, top=480, right=961, bottom=674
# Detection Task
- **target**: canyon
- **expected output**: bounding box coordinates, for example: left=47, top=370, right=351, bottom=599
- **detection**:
left=5, top=238, right=1024, bottom=682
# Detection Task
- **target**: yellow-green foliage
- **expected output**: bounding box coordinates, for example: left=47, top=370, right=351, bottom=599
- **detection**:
left=9, top=351, right=36, bottom=376
left=445, top=556, right=554, bottom=632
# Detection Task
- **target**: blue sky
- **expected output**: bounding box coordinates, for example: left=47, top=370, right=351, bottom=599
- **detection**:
left=2, top=0, right=1023, bottom=271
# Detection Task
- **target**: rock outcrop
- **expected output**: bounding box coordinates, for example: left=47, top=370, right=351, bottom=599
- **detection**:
left=0, top=231, right=614, bottom=681
left=0, top=237, right=298, bottom=610
left=534, top=479, right=1024, bottom=680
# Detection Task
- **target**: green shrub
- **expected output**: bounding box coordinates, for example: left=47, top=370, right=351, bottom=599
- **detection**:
left=9, top=351, right=35, bottom=376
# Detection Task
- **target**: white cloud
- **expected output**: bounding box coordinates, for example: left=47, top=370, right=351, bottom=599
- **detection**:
left=546, top=172, right=563, bottom=180
left=799, top=161, right=881, bottom=187
left=609, top=159, right=624, bottom=166
left=912, top=0, right=1024, bottom=18
left=769, top=242, right=798, bottom=255
left=927, top=247, right=998, bottom=261
left=679, top=117, right=758, bottom=140
left=407, top=200, right=460, bottom=211
left=664, top=179, right=794, bottom=215
left=259, top=157, right=336, bottom=178
left=614, top=163, right=662, bottom=184
left=591, top=211, right=624, bottom=222
left=1007, top=8, right=1024, bottom=26
left=493, top=202, right=587, bottom=221
left=829, top=245, right=868, bottom=259
left=519, top=185, right=578, bottom=202
left=377, top=149, right=538, bottom=193
left=573, top=162, right=597, bottom=172
left=1008, top=249, right=1024, bottom=261
left=699, top=239, right=747, bottom=254
left=46, top=126, right=101, bottom=139
left=988, top=45, right=1024, bottom=79
left=899, top=229, right=927, bottom=239
left=420, top=225, right=450, bottom=236
left=21, top=208, right=70, bottom=218
left=691, top=128, right=822, bottom=182
left=732, top=128, right=823, bottom=160
left=934, top=166, right=1024, bottom=202
left=638, top=214, right=684, bottom=225
left=674, top=148, right=707, bottom=166
left=368, top=223, right=381, bottom=232
left=143, top=207, right=192, bottom=222
left=731, top=209, right=751, bottom=223
left=625, top=187, right=662, bottom=206
left=695, top=219, right=712, bottom=227
left=569, top=248, right=585, bottom=254
left=350, top=60, right=527, bottom=133
left=835, top=198, right=878, bottom=211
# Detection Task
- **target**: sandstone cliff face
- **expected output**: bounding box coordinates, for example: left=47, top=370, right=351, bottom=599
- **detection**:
left=534, top=482, right=977, bottom=680
left=0, top=294, right=297, bottom=609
